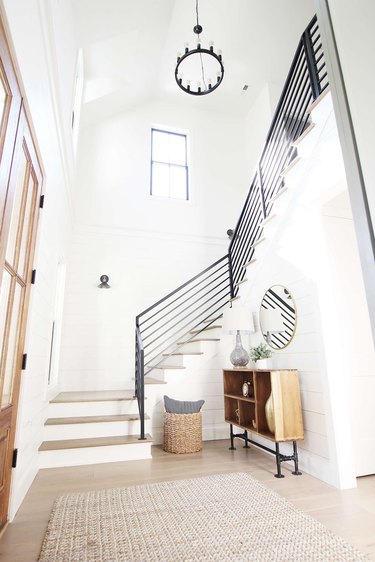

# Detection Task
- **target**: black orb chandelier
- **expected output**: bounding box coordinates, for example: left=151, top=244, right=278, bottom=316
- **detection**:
left=175, top=0, right=224, bottom=96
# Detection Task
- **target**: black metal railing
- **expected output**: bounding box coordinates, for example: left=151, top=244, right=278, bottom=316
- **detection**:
left=135, top=15, right=328, bottom=439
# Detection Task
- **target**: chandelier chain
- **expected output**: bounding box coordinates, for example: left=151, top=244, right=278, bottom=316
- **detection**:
left=196, top=0, right=207, bottom=89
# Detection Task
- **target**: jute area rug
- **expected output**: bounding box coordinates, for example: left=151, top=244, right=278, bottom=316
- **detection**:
left=38, top=472, right=369, bottom=562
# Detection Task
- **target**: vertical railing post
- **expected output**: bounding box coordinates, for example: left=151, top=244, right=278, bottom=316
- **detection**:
left=139, top=346, right=145, bottom=440
left=135, top=320, right=146, bottom=440
left=302, top=29, right=321, bottom=100
left=258, top=165, right=267, bottom=220
left=228, top=253, right=235, bottom=298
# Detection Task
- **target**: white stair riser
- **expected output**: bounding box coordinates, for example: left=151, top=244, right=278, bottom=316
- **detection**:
left=44, top=419, right=151, bottom=441
left=160, top=354, right=205, bottom=368
left=176, top=341, right=203, bottom=353
left=49, top=400, right=140, bottom=418
left=190, top=328, right=222, bottom=339
left=39, top=442, right=152, bottom=469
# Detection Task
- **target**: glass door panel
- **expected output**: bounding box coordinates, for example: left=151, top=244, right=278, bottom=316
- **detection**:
left=1, top=280, right=24, bottom=408
left=0, top=73, right=8, bottom=140
left=18, top=173, right=36, bottom=278
left=0, top=269, right=11, bottom=352
left=5, top=148, right=28, bottom=267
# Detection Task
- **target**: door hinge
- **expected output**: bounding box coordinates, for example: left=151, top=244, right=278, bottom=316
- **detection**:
left=12, top=448, right=18, bottom=468
left=22, top=353, right=27, bottom=370
left=39, top=194, right=45, bottom=208
left=31, top=269, right=37, bottom=284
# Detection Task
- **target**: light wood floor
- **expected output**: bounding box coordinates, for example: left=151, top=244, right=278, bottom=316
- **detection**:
left=0, top=440, right=374, bottom=561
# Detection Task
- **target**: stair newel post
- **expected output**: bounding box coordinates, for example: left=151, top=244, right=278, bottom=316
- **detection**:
left=257, top=165, right=267, bottom=220
left=302, top=28, right=321, bottom=100
left=135, top=321, right=146, bottom=440
left=228, top=253, right=235, bottom=299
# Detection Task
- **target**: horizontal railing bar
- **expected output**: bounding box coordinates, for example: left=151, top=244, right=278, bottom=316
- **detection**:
left=139, top=260, right=228, bottom=327
left=260, top=58, right=308, bottom=178
left=143, top=282, right=230, bottom=351
left=313, top=43, right=323, bottom=55
left=312, top=34, right=321, bottom=47
left=136, top=254, right=229, bottom=320
left=142, top=273, right=230, bottom=341
left=144, top=292, right=231, bottom=364
left=230, top=184, right=260, bottom=264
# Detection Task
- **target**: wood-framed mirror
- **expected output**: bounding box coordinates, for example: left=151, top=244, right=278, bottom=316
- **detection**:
left=259, top=285, right=297, bottom=349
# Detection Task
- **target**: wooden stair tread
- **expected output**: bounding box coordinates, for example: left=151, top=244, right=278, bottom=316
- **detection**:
left=307, top=86, right=330, bottom=113
left=147, top=365, right=186, bottom=370
left=177, top=338, right=220, bottom=344
left=45, top=414, right=150, bottom=426
left=190, top=325, right=222, bottom=334
left=162, top=352, right=204, bottom=356
left=280, top=156, right=301, bottom=177
left=144, top=376, right=167, bottom=384
left=51, top=390, right=136, bottom=403
left=39, top=434, right=152, bottom=451
left=270, top=186, right=288, bottom=203
left=251, top=236, right=266, bottom=249
left=292, top=122, right=316, bottom=146
left=242, top=258, right=257, bottom=269
left=260, top=213, right=277, bottom=226
left=203, top=315, right=223, bottom=323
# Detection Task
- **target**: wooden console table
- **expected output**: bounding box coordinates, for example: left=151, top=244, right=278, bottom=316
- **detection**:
left=223, top=368, right=304, bottom=478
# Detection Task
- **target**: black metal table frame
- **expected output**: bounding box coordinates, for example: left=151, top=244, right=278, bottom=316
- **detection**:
left=229, top=423, right=302, bottom=478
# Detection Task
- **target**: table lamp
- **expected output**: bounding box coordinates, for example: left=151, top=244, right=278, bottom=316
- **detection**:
left=223, top=306, right=255, bottom=367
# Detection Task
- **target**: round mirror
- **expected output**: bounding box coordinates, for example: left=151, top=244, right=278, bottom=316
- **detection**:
left=259, top=285, right=296, bottom=349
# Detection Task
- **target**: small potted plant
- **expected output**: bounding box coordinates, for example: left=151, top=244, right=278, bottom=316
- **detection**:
left=250, top=343, right=272, bottom=369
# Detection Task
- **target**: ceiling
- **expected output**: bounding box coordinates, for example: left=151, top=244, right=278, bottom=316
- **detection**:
left=72, top=0, right=315, bottom=127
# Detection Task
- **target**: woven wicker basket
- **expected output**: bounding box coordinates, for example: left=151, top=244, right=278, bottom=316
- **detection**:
left=163, top=412, right=202, bottom=454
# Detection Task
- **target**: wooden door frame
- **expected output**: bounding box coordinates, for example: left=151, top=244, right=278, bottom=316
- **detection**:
left=0, top=13, right=44, bottom=529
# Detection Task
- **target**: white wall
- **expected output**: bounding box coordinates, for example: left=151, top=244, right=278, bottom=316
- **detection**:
left=326, top=0, right=375, bottom=224
left=59, top=225, right=227, bottom=391
left=321, top=196, right=375, bottom=477
left=75, top=100, right=250, bottom=237
left=1, top=0, right=76, bottom=518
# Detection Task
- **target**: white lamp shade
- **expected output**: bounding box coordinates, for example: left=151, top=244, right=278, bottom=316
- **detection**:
left=260, top=307, right=284, bottom=332
left=222, top=306, right=255, bottom=334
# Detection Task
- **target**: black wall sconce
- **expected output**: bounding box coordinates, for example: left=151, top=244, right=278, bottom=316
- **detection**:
left=98, top=275, right=110, bottom=289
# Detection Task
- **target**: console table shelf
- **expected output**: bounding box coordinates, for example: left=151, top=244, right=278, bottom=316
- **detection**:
left=223, top=368, right=304, bottom=477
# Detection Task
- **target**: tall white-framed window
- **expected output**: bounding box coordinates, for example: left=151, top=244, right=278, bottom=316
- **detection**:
left=150, top=128, right=189, bottom=200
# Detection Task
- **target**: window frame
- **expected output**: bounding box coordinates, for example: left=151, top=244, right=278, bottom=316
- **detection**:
left=150, top=127, right=189, bottom=200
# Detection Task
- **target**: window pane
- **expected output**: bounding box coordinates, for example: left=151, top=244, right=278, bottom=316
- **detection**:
left=152, top=162, right=169, bottom=197
left=0, top=73, right=8, bottom=140
left=152, top=130, right=186, bottom=166
left=170, top=166, right=187, bottom=199
left=0, top=270, right=11, bottom=354
left=152, top=130, right=169, bottom=163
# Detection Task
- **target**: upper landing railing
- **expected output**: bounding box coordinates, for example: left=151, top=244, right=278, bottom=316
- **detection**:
left=135, top=15, right=328, bottom=439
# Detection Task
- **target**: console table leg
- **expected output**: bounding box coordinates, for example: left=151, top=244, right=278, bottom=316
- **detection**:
left=243, top=430, right=250, bottom=448
left=274, top=442, right=285, bottom=478
left=292, top=440, right=302, bottom=475
left=229, top=424, right=236, bottom=450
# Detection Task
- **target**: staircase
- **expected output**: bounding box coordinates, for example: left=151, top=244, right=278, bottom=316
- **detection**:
left=135, top=15, right=329, bottom=441
left=39, top=15, right=329, bottom=467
